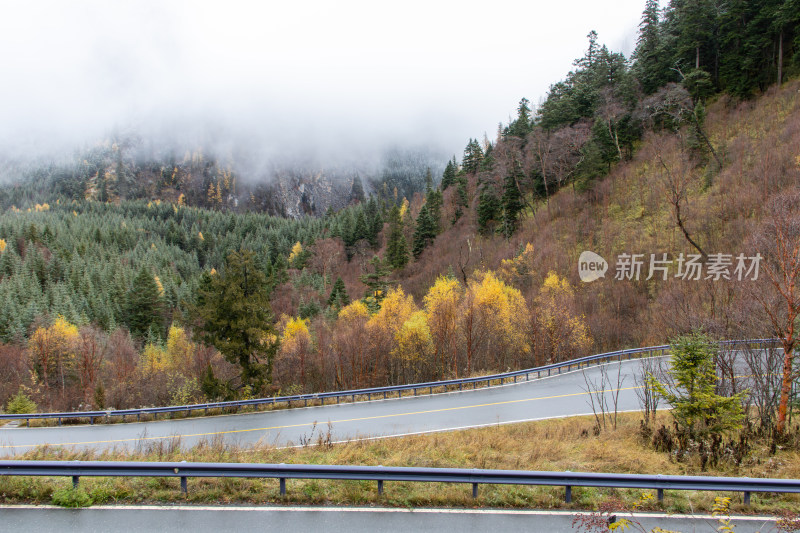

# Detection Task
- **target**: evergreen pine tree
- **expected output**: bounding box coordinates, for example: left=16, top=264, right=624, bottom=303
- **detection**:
left=124, top=266, right=164, bottom=340
left=424, top=167, right=433, bottom=194
left=508, top=98, right=533, bottom=137
left=327, top=276, right=350, bottom=309
left=633, top=0, right=668, bottom=94
left=353, top=208, right=369, bottom=243
left=385, top=204, right=409, bottom=269
left=441, top=159, right=456, bottom=190
left=501, top=161, right=524, bottom=238
left=364, top=196, right=382, bottom=248
left=462, top=139, right=484, bottom=174
left=349, top=175, right=365, bottom=204
left=192, top=250, right=278, bottom=389
left=359, top=255, right=393, bottom=307
left=412, top=204, right=437, bottom=258
left=649, top=332, right=745, bottom=440
left=452, top=175, right=469, bottom=224
left=476, top=183, right=501, bottom=235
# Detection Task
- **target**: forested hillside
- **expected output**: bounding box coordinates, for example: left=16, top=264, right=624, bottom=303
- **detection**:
left=1, top=0, right=799, bottom=413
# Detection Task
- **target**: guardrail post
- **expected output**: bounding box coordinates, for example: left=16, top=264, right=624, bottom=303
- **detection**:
left=657, top=488, right=664, bottom=502
left=72, top=476, right=79, bottom=489
left=472, top=483, right=478, bottom=498
left=181, top=476, right=187, bottom=495
left=58, top=417, right=61, bottom=426
left=89, top=416, right=94, bottom=425
left=384, top=392, right=387, bottom=399
left=565, top=486, right=572, bottom=503
left=377, top=480, right=383, bottom=495
left=429, top=386, right=433, bottom=394
left=280, top=478, right=286, bottom=496
left=744, top=491, right=750, bottom=505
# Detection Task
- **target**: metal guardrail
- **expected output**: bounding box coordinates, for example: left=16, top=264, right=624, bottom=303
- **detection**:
left=0, top=459, right=795, bottom=505
left=0, top=338, right=779, bottom=426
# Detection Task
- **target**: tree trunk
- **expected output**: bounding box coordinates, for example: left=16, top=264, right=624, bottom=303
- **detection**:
left=777, top=30, right=784, bottom=85
left=776, top=338, right=794, bottom=434
left=696, top=45, right=700, bottom=70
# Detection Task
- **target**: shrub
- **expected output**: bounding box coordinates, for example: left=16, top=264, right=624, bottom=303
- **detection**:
left=51, top=487, right=93, bottom=508
left=6, top=389, right=37, bottom=414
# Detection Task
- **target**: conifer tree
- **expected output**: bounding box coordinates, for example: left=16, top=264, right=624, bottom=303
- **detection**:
left=476, top=183, right=501, bottom=235
left=327, top=276, right=350, bottom=309
left=353, top=209, right=368, bottom=244
left=364, top=196, right=382, bottom=248
left=633, top=0, right=668, bottom=94
left=359, top=255, right=393, bottom=309
left=452, top=175, right=469, bottom=224
left=508, top=98, right=533, bottom=137
left=462, top=139, right=484, bottom=174
left=441, top=159, right=456, bottom=190
left=649, top=332, right=745, bottom=440
left=124, top=267, right=164, bottom=340
left=193, top=250, right=278, bottom=389
left=501, top=161, right=524, bottom=238
left=349, top=175, right=365, bottom=204
left=385, top=204, right=409, bottom=269
left=412, top=204, right=437, bottom=258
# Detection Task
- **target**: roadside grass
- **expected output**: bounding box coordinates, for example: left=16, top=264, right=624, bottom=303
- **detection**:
left=2, top=412, right=798, bottom=514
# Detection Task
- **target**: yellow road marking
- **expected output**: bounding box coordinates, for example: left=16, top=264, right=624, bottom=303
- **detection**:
left=1, top=386, right=644, bottom=449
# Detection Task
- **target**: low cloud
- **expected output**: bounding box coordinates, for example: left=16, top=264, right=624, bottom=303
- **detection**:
left=0, top=0, right=642, bottom=179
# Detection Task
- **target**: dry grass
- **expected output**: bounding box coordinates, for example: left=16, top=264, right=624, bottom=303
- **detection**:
left=2, top=412, right=799, bottom=514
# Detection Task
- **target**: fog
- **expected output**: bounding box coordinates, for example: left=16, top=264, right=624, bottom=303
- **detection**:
left=0, top=0, right=644, bottom=178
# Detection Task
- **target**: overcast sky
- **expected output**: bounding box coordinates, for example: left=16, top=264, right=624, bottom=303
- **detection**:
left=0, top=0, right=646, bottom=167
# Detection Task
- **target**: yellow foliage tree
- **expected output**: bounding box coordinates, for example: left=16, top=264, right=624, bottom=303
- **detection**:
left=399, top=197, right=409, bottom=221
left=288, top=241, right=303, bottom=267
left=334, top=301, right=371, bottom=387
left=28, top=316, right=80, bottom=392
left=423, top=276, right=463, bottom=377
left=0, top=238, right=6, bottom=253
left=165, top=325, right=194, bottom=371
left=497, top=242, right=536, bottom=290
left=462, top=271, right=530, bottom=373
left=393, top=311, right=433, bottom=382
left=276, top=316, right=314, bottom=388
left=141, top=343, right=168, bottom=374
left=368, top=287, right=418, bottom=382
left=534, top=271, right=592, bottom=364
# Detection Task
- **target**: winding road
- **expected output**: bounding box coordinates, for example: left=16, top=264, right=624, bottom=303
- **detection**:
left=0, top=358, right=653, bottom=455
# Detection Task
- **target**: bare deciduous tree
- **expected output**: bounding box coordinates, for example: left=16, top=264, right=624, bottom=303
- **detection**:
left=751, top=189, right=800, bottom=433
